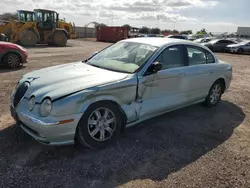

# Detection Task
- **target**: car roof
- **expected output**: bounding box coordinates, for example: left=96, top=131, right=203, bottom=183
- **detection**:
left=121, top=37, right=196, bottom=47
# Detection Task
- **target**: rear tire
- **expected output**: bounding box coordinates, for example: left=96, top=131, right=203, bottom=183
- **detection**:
left=204, top=81, right=223, bottom=107
left=19, top=30, right=38, bottom=47
left=76, top=102, right=122, bottom=148
left=3, top=53, right=22, bottom=69
left=52, top=31, right=67, bottom=47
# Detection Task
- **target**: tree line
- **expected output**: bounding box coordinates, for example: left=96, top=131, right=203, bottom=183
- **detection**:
left=0, top=12, right=18, bottom=20
left=122, top=24, right=209, bottom=35
left=0, top=12, right=209, bottom=35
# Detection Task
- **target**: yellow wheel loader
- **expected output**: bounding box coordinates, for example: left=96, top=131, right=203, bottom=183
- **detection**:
left=0, top=9, right=76, bottom=46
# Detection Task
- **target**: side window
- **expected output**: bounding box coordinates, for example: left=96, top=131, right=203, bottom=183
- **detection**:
left=187, top=46, right=206, bottom=65
left=206, top=52, right=215, bottom=63
left=155, top=45, right=184, bottom=70
left=187, top=46, right=215, bottom=65
left=224, top=40, right=230, bottom=44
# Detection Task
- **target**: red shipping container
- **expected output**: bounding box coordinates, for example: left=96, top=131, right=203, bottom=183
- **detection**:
left=96, top=26, right=129, bottom=43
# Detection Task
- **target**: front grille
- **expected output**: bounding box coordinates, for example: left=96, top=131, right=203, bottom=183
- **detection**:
left=13, top=81, right=29, bottom=107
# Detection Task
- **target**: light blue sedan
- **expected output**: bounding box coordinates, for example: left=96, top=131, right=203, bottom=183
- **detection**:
left=10, top=38, right=232, bottom=148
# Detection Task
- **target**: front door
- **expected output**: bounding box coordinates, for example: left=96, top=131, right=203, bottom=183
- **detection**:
left=137, top=45, right=189, bottom=119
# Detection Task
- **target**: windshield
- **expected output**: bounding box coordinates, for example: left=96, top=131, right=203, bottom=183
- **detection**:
left=87, top=41, right=158, bottom=73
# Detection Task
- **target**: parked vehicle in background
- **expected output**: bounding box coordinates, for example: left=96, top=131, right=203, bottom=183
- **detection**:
left=225, top=40, right=250, bottom=54
left=202, top=39, right=237, bottom=52
left=0, top=42, right=28, bottom=68
left=194, top=37, right=215, bottom=43
left=136, top=34, right=148, bottom=37
left=165, top=35, right=188, bottom=40
left=10, top=38, right=232, bottom=148
left=96, top=26, right=129, bottom=43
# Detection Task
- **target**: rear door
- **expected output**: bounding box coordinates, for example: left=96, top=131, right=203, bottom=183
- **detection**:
left=181, top=45, right=217, bottom=103
left=214, top=40, right=226, bottom=51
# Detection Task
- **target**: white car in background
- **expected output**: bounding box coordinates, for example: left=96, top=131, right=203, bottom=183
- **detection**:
left=226, top=41, right=250, bottom=54
left=194, top=37, right=215, bottom=43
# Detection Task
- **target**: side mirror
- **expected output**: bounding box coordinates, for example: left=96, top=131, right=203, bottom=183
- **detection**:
left=145, top=61, right=163, bottom=75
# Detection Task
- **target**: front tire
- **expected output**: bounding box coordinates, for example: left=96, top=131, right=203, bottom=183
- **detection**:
left=76, top=102, right=122, bottom=148
left=4, top=53, right=22, bottom=69
left=204, top=81, right=223, bottom=107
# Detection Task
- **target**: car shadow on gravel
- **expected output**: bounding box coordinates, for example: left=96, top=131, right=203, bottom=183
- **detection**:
left=0, top=100, right=245, bottom=188
left=0, top=65, right=26, bottom=73
left=24, top=44, right=73, bottom=49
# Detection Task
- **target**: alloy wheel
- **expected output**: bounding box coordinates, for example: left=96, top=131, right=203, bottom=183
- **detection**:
left=87, top=107, right=116, bottom=142
left=209, top=84, right=221, bottom=104
left=8, top=54, right=21, bottom=68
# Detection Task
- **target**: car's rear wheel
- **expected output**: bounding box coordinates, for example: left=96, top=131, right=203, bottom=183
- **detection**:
left=237, top=48, right=244, bottom=54
left=4, top=53, right=22, bottom=69
left=76, top=101, right=122, bottom=148
left=204, top=81, right=223, bottom=107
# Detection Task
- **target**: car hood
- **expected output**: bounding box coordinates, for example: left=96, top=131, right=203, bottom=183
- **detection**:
left=21, top=61, right=129, bottom=102
left=227, top=44, right=243, bottom=47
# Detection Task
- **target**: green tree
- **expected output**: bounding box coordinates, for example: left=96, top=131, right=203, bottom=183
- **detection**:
left=122, top=24, right=131, bottom=29
left=150, top=28, right=161, bottom=34
left=173, top=29, right=179, bottom=34
left=180, top=30, right=193, bottom=35
left=0, top=12, right=18, bottom=20
left=196, top=28, right=207, bottom=35
left=139, top=26, right=150, bottom=34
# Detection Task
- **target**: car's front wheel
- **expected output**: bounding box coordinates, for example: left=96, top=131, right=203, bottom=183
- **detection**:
left=4, top=53, right=22, bottom=69
left=76, top=102, right=122, bottom=148
left=204, top=81, right=224, bottom=107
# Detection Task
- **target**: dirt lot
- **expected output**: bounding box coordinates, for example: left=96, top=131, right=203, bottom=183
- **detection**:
left=0, top=39, right=250, bottom=188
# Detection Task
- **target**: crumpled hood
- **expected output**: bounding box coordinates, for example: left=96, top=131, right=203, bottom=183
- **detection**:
left=21, top=61, right=129, bottom=102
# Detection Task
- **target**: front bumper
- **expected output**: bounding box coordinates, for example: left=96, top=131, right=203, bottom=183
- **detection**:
left=20, top=51, right=28, bottom=64
left=10, top=104, right=82, bottom=146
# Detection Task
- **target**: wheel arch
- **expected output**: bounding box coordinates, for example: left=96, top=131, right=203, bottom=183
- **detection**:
left=79, top=99, right=128, bottom=133
left=214, top=78, right=226, bottom=93
left=1, top=50, right=22, bottom=64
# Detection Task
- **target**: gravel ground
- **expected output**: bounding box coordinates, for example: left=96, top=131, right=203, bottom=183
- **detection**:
left=0, top=40, right=250, bottom=188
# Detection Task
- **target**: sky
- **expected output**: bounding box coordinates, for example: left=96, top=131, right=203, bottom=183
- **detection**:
left=0, top=0, right=249, bottom=33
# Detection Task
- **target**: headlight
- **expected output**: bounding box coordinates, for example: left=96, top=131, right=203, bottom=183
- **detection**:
left=40, top=98, right=52, bottom=117
left=28, top=96, right=35, bottom=111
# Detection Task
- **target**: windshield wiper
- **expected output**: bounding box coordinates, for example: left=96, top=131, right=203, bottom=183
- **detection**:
left=82, top=61, right=131, bottom=73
